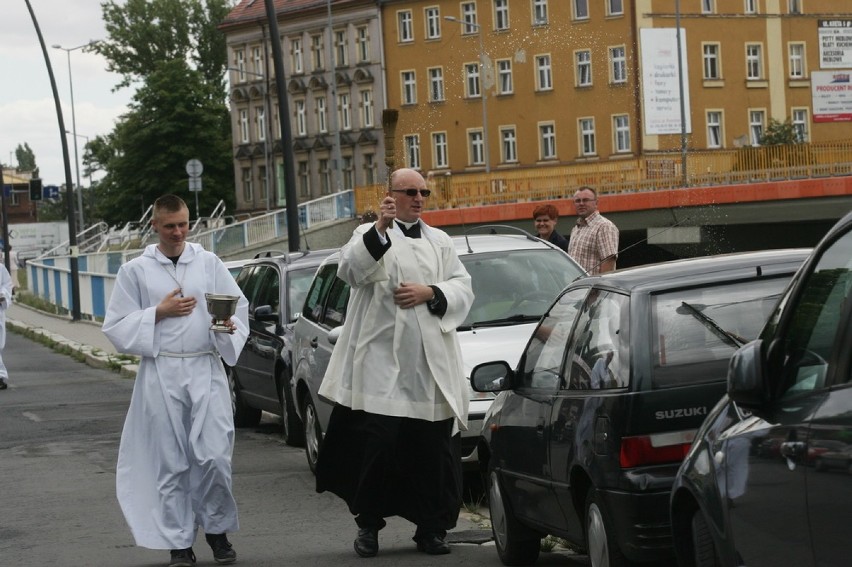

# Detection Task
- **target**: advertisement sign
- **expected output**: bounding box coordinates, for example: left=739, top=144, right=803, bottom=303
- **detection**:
left=819, top=20, right=852, bottom=69
left=640, top=28, right=692, bottom=135
left=812, top=70, right=852, bottom=122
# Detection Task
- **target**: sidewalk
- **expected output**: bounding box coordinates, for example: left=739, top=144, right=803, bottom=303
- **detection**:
left=6, top=301, right=140, bottom=378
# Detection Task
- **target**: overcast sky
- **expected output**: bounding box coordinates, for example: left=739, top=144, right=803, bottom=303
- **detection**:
left=0, top=0, right=134, bottom=186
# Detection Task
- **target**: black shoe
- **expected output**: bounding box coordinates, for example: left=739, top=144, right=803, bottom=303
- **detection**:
left=169, top=548, right=196, bottom=567
left=354, top=527, right=379, bottom=558
left=0, top=378, right=7, bottom=390
left=205, top=533, right=237, bottom=564
left=414, top=533, right=450, bottom=555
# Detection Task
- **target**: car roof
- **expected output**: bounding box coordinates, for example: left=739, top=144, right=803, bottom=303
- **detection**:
left=242, top=248, right=337, bottom=271
left=573, top=248, right=812, bottom=294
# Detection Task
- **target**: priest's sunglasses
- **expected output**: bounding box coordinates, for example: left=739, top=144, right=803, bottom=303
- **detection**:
left=391, top=188, right=431, bottom=197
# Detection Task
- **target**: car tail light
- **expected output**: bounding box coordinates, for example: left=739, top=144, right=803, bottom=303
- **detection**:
left=619, top=430, right=694, bottom=468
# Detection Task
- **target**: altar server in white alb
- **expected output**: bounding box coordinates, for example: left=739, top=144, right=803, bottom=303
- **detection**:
left=0, top=261, right=12, bottom=390
left=103, top=194, right=248, bottom=567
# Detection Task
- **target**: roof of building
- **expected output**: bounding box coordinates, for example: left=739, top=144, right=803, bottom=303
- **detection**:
left=220, top=0, right=363, bottom=31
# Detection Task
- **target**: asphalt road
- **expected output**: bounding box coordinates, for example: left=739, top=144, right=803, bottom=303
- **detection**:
left=0, top=331, right=590, bottom=567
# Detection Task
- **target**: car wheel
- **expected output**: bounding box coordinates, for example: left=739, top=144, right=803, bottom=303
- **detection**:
left=228, top=367, right=261, bottom=428
left=691, top=510, right=720, bottom=567
left=585, top=489, right=629, bottom=567
left=280, top=379, right=304, bottom=447
left=302, top=395, right=322, bottom=474
left=488, top=469, right=540, bottom=566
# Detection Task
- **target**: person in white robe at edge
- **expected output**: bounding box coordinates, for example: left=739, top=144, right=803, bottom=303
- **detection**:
left=0, top=262, right=12, bottom=390
left=315, top=168, right=474, bottom=559
left=103, top=194, right=248, bottom=567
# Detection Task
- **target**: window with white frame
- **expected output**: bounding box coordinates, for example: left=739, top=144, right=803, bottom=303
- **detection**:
left=465, top=63, right=481, bottom=97
left=607, top=0, right=624, bottom=16
left=703, top=43, right=721, bottom=79
left=789, top=43, right=805, bottom=78
left=539, top=123, right=556, bottom=160
left=576, top=50, right=592, bottom=86
left=792, top=108, right=809, bottom=142
left=342, top=156, right=354, bottom=190
left=533, top=0, right=548, bottom=25
left=433, top=132, right=449, bottom=168
left=252, top=47, right=263, bottom=76
left=311, top=35, right=324, bottom=71
left=239, top=109, right=249, bottom=143
left=401, top=71, right=417, bottom=105
left=746, top=44, right=763, bottom=80
left=579, top=117, right=596, bottom=156
left=613, top=114, right=630, bottom=153
left=334, top=30, right=348, bottom=67
left=536, top=55, right=553, bottom=90
left=702, top=0, right=715, bottom=14
left=706, top=111, right=723, bottom=148
left=425, top=7, right=441, bottom=39
left=356, top=26, right=370, bottom=62
left=295, top=100, right=307, bottom=136
left=573, top=0, right=589, bottom=20
left=319, top=159, right=330, bottom=194
left=363, top=153, right=376, bottom=185
left=291, top=38, right=303, bottom=74
left=495, top=0, right=510, bottom=30
left=429, top=67, right=445, bottom=102
left=242, top=167, right=253, bottom=201
left=298, top=161, right=310, bottom=197
left=404, top=134, right=421, bottom=169
left=398, top=10, right=414, bottom=42
left=497, top=59, right=513, bottom=94
left=501, top=127, right=518, bottom=163
left=745, top=0, right=758, bottom=14
left=749, top=109, right=765, bottom=145
left=259, top=165, right=268, bottom=201
left=339, top=93, right=352, bottom=130
left=788, top=0, right=801, bottom=14
left=255, top=106, right=266, bottom=141
left=610, top=46, right=626, bottom=84
left=235, top=50, right=246, bottom=82
left=317, top=96, right=328, bottom=133
left=469, top=130, right=485, bottom=165
left=361, top=89, right=374, bottom=127
left=462, top=2, right=478, bottom=34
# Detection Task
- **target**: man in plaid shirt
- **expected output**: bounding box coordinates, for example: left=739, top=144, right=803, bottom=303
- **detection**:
left=568, top=186, right=619, bottom=274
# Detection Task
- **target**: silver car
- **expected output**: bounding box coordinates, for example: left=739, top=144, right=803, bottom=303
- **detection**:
left=290, top=227, right=585, bottom=473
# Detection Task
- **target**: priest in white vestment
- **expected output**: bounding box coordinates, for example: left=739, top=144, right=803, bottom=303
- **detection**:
left=0, top=262, right=12, bottom=390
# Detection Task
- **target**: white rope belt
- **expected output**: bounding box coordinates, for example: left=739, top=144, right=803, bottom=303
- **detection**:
left=158, top=350, right=216, bottom=358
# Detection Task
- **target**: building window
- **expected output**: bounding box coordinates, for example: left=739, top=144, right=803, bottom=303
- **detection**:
left=788, top=0, right=801, bottom=14
left=610, top=46, right=626, bottom=84
left=252, top=47, right=263, bottom=77
left=291, top=38, right=303, bottom=74
left=579, top=117, right=596, bottom=156
left=361, top=89, right=374, bottom=127
left=433, top=132, right=449, bottom=168
left=702, top=0, right=715, bottom=14
left=425, top=7, right=441, bottom=39
left=576, top=50, right=592, bottom=86
left=259, top=165, right=268, bottom=202
left=401, top=70, right=417, bottom=105
left=536, top=55, right=553, bottom=90
left=613, top=114, right=630, bottom=153
left=539, top=122, right=556, bottom=160
left=745, top=0, right=758, bottom=14
left=311, top=34, right=324, bottom=71
left=746, top=44, right=763, bottom=80
left=497, top=59, right=513, bottom=94
left=703, top=43, right=721, bottom=79
left=533, top=0, right=548, bottom=25
left=242, top=167, right=253, bottom=201
left=469, top=130, right=485, bottom=165
left=239, top=109, right=249, bottom=143
left=494, top=0, right=510, bottom=30
left=317, top=96, right=328, bottom=133
left=319, top=159, right=331, bottom=194
left=749, top=109, right=765, bottom=145
left=573, top=0, right=589, bottom=20
left=465, top=62, right=481, bottom=98
left=255, top=106, right=266, bottom=141
left=789, top=43, right=805, bottom=79
left=235, top=49, right=246, bottom=82
left=339, top=93, right=352, bottom=131
left=342, top=156, right=354, bottom=190
left=429, top=67, right=445, bottom=102
left=404, top=134, right=421, bottom=169
left=607, top=0, right=624, bottom=16
left=298, top=161, right=310, bottom=197
left=462, top=2, right=478, bottom=34
left=398, top=10, right=414, bottom=42
left=356, top=26, right=370, bottom=63
left=334, top=30, right=348, bottom=67
left=792, top=108, right=809, bottom=142
left=500, top=127, right=517, bottom=163
left=707, top=111, right=723, bottom=148
left=363, top=153, right=376, bottom=185
left=295, top=100, right=306, bottom=136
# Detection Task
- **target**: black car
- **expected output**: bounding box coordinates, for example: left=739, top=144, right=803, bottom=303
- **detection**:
left=671, top=213, right=852, bottom=567
left=229, top=249, right=335, bottom=445
left=470, top=249, right=810, bottom=567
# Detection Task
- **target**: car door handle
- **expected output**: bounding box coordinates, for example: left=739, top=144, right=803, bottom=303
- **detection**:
left=310, top=336, right=318, bottom=348
left=780, top=441, right=806, bottom=458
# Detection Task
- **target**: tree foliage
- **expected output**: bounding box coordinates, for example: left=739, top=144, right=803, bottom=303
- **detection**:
left=15, top=142, right=38, bottom=173
left=759, top=118, right=801, bottom=146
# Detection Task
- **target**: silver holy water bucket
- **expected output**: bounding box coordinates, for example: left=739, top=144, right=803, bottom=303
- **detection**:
left=205, top=293, right=239, bottom=332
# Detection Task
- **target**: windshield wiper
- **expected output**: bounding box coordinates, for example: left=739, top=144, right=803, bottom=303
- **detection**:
left=678, top=301, right=748, bottom=348
left=468, top=314, right=541, bottom=329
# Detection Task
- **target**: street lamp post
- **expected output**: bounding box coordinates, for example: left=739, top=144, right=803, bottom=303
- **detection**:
left=52, top=40, right=98, bottom=230
left=445, top=16, right=490, bottom=174
left=228, top=66, right=272, bottom=211
left=66, top=130, right=92, bottom=211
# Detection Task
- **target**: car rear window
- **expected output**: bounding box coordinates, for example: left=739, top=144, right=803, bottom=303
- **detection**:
left=651, top=276, right=791, bottom=388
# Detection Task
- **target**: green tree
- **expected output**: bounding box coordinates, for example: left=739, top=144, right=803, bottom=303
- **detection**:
left=759, top=118, right=800, bottom=146
left=15, top=142, right=38, bottom=173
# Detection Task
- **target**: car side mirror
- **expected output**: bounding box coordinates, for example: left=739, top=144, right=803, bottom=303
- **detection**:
left=254, top=305, right=279, bottom=324
left=327, top=326, right=343, bottom=345
left=727, top=339, right=767, bottom=408
left=471, top=361, right=513, bottom=393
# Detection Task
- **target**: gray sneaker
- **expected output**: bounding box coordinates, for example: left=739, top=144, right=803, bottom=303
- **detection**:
left=168, top=547, right=195, bottom=567
left=205, top=533, right=237, bottom=564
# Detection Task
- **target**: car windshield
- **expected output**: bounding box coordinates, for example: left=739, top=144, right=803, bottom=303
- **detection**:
left=289, top=267, right=318, bottom=321
left=460, top=249, right=582, bottom=328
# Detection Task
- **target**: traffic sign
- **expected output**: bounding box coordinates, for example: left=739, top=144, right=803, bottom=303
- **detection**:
left=45, top=185, right=60, bottom=200
left=189, top=177, right=202, bottom=192
left=186, top=159, right=203, bottom=178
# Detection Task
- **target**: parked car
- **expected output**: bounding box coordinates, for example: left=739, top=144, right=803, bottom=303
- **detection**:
left=670, top=213, right=852, bottom=567
left=224, top=258, right=251, bottom=279
left=291, top=227, right=585, bottom=473
left=469, top=248, right=810, bottom=567
left=228, top=249, right=336, bottom=445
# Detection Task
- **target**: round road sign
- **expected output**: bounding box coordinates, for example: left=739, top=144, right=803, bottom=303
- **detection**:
left=186, top=159, right=204, bottom=178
